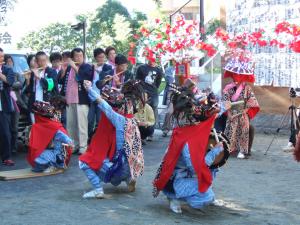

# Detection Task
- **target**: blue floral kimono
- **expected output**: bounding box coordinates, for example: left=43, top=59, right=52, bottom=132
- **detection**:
left=33, top=130, right=73, bottom=172
left=79, top=89, right=144, bottom=189
left=163, top=144, right=223, bottom=209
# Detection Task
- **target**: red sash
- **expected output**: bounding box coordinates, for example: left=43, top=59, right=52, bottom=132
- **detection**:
left=27, top=115, right=72, bottom=167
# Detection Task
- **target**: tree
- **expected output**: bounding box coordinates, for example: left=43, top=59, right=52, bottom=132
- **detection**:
left=17, top=0, right=147, bottom=58
left=87, top=13, right=133, bottom=55
left=87, top=0, right=147, bottom=56
left=152, top=0, right=162, bottom=7
left=129, top=11, right=147, bottom=35
left=113, top=14, right=132, bottom=53
left=87, top=0, right=131, bottom=45
left=17, top=23, right=80, bottom=53
left=206, top=19, right=221, bottom=36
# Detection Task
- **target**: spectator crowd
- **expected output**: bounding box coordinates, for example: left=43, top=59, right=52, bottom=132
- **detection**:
left=0, top=46, right=164, bottom=166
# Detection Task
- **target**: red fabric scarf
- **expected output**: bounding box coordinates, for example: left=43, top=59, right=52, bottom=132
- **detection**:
left=247, top=107, right=260, bottom=120
left=224, top=70, right=255, bottom=83
left=154, top=116, right=215, bottom=193
left=79, top=112, right=134, bottom=171
left=27, top=115, right=72, bottom=167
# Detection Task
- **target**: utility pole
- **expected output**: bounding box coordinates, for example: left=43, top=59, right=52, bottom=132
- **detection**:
left=199, top=0, right=205, bottom=66
left=71, top=20, right=87, bottom=57
left=199, top=0, right=205, bottom=39
left=83, top=21, right=86, bottom=58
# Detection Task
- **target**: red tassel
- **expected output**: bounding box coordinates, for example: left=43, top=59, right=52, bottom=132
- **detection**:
left=291, top=40, right=300, bottom=53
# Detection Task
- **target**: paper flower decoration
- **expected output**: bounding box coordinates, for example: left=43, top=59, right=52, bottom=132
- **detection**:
left=130, top=19, right=300, bottom=67
left=131, top=14, right=218, bottom=65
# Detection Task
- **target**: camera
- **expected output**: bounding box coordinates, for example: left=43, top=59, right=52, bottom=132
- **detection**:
left=289, top=88, right=300, bottom=98
left=290, top=88, right=297, bottom=98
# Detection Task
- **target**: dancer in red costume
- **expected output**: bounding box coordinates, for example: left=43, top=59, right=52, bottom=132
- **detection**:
left=79, top=80, right=145, bottom=199
left=27, top=95, right=73, bottom=173
left=153, top=85, right=229, bottom=213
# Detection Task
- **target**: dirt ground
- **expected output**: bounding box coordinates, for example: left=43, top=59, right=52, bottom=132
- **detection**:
left=0, top=132, right=299, bottom=225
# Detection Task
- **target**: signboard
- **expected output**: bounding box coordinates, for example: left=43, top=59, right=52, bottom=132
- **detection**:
left=226, top=0, right=300, bottom=87
left=0, top=0, right=16, bottom=47
left=0, top=31, right=11, bottom=44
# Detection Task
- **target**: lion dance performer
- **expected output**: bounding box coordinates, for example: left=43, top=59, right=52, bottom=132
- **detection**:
left=223, top=48, right=260, bottom=159
left=27, top=95, right=73, bottom=173
left=79, top=80, right=145, bottom=199
left=153, top=85, right=229, bottom=213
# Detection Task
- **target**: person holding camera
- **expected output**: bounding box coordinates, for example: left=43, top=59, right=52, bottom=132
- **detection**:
left=282, top=88, right=300, bottom=152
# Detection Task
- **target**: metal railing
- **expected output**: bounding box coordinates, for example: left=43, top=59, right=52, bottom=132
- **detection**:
left=169, top=0, right=193, bottom=23
left=197, top=51, right=222, bottom=95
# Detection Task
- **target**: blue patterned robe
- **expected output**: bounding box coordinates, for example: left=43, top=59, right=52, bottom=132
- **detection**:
left=163, top=144, right=222, bottom=209
left=33, top=130, right=73, bottom=172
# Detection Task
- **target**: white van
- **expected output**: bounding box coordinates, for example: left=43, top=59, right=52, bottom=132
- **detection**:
left=5, top=50, right=29, bottom=73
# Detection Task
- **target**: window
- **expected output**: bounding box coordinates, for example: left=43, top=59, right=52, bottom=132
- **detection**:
left=11, top=54, right=29, bottom=74
left=183, top=13, right=194, bottom=20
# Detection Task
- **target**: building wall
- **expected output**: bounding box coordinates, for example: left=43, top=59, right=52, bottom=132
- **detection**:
left=160, top=0, right=221, bottom=22
left=253, top=86, right=300, bottom=114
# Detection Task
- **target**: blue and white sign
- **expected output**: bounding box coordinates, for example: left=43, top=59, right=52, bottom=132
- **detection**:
left=226, top=0, right=300, bottom=87
left=0, top=0, right=16, bottom=47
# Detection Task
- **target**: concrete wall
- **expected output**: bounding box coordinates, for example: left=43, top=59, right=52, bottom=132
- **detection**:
left=253, top=86, right=300, bottom=114
left=251, top=86, right=300, bottom=133
left=160, top=0, right=221, bottom=22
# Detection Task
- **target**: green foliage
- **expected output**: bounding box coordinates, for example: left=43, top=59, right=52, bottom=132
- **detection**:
left=130, top=11, right=147, bottom=34
left=87, top=0, right=147, bottom=56
left=206, top=19, right=221, bottom=36
left=17, top=23, right=80, bottom=53
left=113, top=14, right=132, bottom=52
left=152, top=0, right=162, bottom=7
left=88, top=0, right=131, bottom=45
left=17, top=0, right=147, bottom=58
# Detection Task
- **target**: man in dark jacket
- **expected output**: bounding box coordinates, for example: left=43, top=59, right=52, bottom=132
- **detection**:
left=4, top=54, right=26, bottom=153
left=97, top=54, right=132, bottom=90
left=49, top=52, right=63, bottom=81
left=23, top=51, right=58, bottom=123
left=0, top=48, right=16, bottom=166
left=88, top=48, right=113, bottom=138
left=59, top=48, right=93, bottom=155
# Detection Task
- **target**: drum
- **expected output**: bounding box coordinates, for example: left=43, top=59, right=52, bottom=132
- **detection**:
left=207, top=130, right=230, bottom=169
left=230, top=100, right=245, bottom=116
